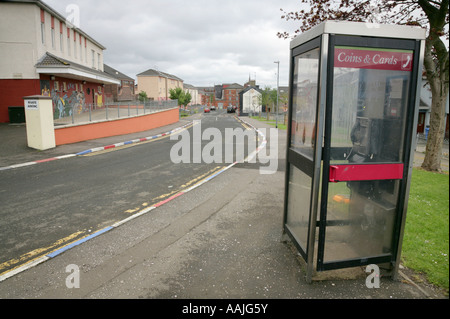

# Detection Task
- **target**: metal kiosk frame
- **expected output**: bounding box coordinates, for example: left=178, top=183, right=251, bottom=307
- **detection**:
left=282, top=21, right=426, bottom=283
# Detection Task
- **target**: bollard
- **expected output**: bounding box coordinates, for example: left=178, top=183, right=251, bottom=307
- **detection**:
left=23, top=95, right=55, bottom=150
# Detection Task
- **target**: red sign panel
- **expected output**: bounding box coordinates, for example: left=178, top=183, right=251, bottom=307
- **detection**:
left=329, top=164, right=404, bottom=183
left=334, top=47, right=413, bottom=71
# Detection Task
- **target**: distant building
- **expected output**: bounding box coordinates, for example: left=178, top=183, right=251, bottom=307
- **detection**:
left=198, top=86, right=216, bottom=107
left=103, top=64, right=135, bottom=103
left=136, top=69, right=183, bottom=101
left=183, top=84, right=200, bottom=106
left=243, top=77, right=258, bottom=89
left=419, top=77, right=449, bottom=139
left=0, top=0, right=120, bottom=123
left=202, top=83, right=243, bottom=109
left=222, top=83, right=243, bottom=109
left=239, top=86, right=263, bottom=115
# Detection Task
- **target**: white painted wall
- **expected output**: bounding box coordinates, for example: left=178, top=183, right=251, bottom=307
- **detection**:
left=0, top=2, right=106, bottom=79
left=242, top=88, right=262, bottom=113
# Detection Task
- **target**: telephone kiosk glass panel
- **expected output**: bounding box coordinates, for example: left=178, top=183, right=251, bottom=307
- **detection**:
left=323, top=46, right=413, bottom=262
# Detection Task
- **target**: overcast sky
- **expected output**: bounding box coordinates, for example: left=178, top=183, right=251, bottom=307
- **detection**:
left=44, top=0, right=302, bottom=89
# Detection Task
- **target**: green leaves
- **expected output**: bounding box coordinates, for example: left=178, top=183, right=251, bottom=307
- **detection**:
left=169, top=87, right=192, bottom=107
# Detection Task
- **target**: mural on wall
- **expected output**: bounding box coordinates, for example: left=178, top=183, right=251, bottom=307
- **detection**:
left=51, top=86, right=86, bottom=120
left=96, top=91, right=103, bottom=107
left=40, top=80, right=50, bottom=97
left=52, top=89, right=86, bottom=119
left=38, top=79, right=106, bottom=119
left=46, top=80, right=108, bottom=120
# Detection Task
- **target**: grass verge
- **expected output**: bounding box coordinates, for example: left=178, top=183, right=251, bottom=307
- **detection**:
left=250, top=116, right=287, bottom=130
left=402, top=168, right=449, bottom=292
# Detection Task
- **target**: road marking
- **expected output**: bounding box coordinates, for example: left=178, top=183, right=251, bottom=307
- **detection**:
left=122, top=166, right=224, bottom=214
left=0, top=123, right=193, bottom=170
left=0, top=116, right=268, bottom=283
left=81, top=123, right=194, bottom=157
left=0, top=230, right=86, bottom=279
left=46, top=227, right=113, bottom=258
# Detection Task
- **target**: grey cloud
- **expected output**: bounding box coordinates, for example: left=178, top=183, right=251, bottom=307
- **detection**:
left=44, top=0, right=295, bottom=87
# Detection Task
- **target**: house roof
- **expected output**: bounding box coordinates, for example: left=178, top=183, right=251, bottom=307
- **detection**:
left=184, top=83, right=196, bottom=89
left=35, top=52, right=121, bottom=85
left=223, top=83, right=243, bottom=90
left=103, top=64, right=134, bottom=81
left=137, top=68, right=183, bottom=82
left=239, top=86, right=263, bottom=95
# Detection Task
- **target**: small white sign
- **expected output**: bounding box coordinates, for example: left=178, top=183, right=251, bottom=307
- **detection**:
left=25, top=99, right=39, bottom=110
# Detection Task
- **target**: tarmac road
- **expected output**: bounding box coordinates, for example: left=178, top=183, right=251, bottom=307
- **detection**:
left=0, top=113, right=447, bottom=305
left=0, top=110, right=249, bottom=278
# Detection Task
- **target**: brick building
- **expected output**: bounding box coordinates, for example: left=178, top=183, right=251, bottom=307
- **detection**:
left=103, top=64, right=135, bottom=103
left=198, top=83, right=243, bottom=109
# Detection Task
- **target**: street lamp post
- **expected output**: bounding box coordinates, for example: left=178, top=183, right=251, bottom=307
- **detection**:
left=274, top=61, right=279, bottom=128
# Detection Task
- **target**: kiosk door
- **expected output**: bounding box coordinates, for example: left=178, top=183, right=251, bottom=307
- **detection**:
left=283, top=36, right=324, bottom=270
left=317, top=36, right=421, bottom=271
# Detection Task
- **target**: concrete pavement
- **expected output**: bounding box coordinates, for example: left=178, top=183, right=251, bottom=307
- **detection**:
left=0, top=116, right=447, bottom=304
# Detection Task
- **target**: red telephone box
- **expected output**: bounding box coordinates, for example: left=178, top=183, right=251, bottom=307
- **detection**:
left=282, top=21, right=426, bottom=282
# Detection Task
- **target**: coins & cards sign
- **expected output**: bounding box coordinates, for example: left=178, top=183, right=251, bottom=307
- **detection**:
left=334, top=46, right=413, bottom=71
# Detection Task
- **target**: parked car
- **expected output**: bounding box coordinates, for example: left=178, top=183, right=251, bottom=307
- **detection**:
left=204, top=107, right=210, bottom=113
left=227, top=106, right=235, bottom=113
left=210, top=105, right=216, bottom=111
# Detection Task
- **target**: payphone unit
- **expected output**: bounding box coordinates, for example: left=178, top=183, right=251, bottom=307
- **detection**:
left=283, top=21, right=425, bottom=282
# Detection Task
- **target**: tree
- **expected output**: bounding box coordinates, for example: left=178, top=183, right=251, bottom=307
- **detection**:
left=184, top=91, right=192, bottom=108
left=138, top=91, right=148, bottom=102
left=278, top=0, right=449, bottom=172
left=260, top=86, right=278, bottom=112
left=260, top=86, right=272, bottom=114
left=169, top=87, right=191, bottom=108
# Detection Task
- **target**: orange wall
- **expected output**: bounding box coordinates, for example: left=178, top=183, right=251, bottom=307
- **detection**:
left=55, top=107, right=179, bottom=145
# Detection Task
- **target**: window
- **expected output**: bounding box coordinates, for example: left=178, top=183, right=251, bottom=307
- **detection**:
left=79, top=36, right=82, bottom=61
left=74, top=31, right=77, bottom=58
left=40, top=9, right=45, bottom=45
left=91, top=50, right=95, bottom=68
left=51, top=29, right=55, bottom=49
left=97, top=53, right=101, bottom=70
left=51, top=16, right=55, bottom=49
left=41, top=22, right=45, bottom=44
left=54, top=81, right=59, bottom=92
left=67, top=28, right=71, bottom=56
left=60, top=21, right=64, bottom=52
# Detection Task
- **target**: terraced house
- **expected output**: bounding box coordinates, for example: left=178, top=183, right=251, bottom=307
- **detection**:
left=136, top=68, right=183, bottom=101
left=0, top=0, right=121, bottom=123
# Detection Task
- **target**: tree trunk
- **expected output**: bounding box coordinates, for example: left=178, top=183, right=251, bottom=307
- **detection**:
left=418, top=0, right=449, bottom=172
left=421, top=88, right=448, bottom=171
